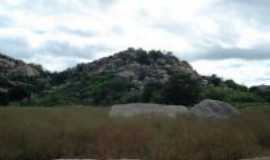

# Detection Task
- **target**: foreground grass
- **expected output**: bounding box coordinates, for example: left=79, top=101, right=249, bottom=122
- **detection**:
left=0, top=106, right=270, bottom=160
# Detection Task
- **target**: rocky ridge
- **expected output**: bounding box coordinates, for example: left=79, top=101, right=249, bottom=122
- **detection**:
left=36, top=48, right=201, bottom=105
left=0, top=53, right=41, bottom=77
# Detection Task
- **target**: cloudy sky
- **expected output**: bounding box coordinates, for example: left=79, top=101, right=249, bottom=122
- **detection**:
left=0, top=0, right=270, bottom=86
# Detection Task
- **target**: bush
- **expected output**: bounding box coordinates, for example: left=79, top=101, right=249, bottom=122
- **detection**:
left=88, top=75, right=134, bottom=105
left=207, top=74, right=223, bottom=86
left=224, top=79, right=248, bottom=91
left=202, top=86, right=264, bottom=103
left=161, top=73, right=202, bottom=106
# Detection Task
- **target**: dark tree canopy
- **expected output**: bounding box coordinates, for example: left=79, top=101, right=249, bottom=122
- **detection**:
left=161, top=73, right=202, bottom=106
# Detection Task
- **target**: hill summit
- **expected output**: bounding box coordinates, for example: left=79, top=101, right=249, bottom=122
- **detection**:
left=32, top=48, right=201, bottom=106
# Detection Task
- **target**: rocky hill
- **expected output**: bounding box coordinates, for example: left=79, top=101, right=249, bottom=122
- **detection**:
left=57, top=48, right=199, bottom=84
left=31, top=48, right=201, bottom=106
left=0, top=53, right=49, bottom=105
left=0, top=54, right=41, bottom=77
left=1, top=48, right=268, bottom=106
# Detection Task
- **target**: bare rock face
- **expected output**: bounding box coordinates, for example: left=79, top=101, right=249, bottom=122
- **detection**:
left=110, top=103, right=190, bottom=118
left=0, top=54, right=40, bottom=77
left=71, top=48, right=200, bottom=85
left=190, top=99, right=240, bottom=119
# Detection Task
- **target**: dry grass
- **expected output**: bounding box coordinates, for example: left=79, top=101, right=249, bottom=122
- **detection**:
left=0, top=106, right=269, bottom=160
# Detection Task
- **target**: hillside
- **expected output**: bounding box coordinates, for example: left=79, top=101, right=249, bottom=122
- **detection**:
left=1, top=48, right=269, bottom=106
left=31, top=48, right=201, bottom=106
left=0, top=53, right=49, bottom=105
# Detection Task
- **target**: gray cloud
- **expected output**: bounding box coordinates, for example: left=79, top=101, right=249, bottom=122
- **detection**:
left=218, top=0, right=270, bottom=30
left=37, top=41, right=111, bottom=59
left=32, top=41, right=113, bottom=70
left=186, top=44, right=270, bottom=61
left=0, top=36, right=112, bottom=70
left=57, top=27, right=97, bottom=37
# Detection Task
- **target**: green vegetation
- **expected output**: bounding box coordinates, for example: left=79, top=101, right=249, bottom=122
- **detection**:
left=202, top=85, right=262, bottom=103
left=161, top=72, right=202, bottom=105
left=202, top=74, right=268, bottom=104
left=1, top=49, right=270, bottom=107
left=0, top=106, right=269, bottom=160
left=30, top=73, right=136, bottom=106
left=0, top=72, right=50, bottom=106
left=30, top=72, right=202, bottom=106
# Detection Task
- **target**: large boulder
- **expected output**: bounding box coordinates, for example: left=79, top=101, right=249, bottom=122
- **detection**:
left=190, top=99, right=239, bottom=119
left=110, top=103, right=189, bottom=118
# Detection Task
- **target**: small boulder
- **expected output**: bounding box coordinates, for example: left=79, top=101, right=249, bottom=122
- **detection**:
left=110, top=103, right=189, bottom=118
left=190, top=99, right=239, bottom=119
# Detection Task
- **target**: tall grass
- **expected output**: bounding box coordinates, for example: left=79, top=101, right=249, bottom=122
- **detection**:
left=0, top=106, right=269, bottom=160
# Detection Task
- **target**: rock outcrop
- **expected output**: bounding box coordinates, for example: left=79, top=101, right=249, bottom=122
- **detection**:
left=110, top=103, right=189, bottom=118
left=0, top=54, right=41, bottom=77
left=190, top=99, right=240, bottom=119
left=65, top=48, right=199, bottom=85
left=0, top=53, right=48, bottom=105
left=34, top=48, right=201, bottom=105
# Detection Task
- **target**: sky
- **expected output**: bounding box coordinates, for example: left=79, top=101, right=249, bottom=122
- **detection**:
left=0, top=0, right=270, bottom=86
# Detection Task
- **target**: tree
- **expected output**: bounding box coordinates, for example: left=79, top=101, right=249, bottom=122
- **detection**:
left=224, top=79, right=248, bottom=91
left=161, top=73, right=202, bottom=106
left=208, top=74, right=222, bottom=86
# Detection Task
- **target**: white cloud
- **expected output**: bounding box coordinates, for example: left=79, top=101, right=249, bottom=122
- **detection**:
left=191, top=59, right=270, bottom=86
left=0, top=0, right=270, bottom=86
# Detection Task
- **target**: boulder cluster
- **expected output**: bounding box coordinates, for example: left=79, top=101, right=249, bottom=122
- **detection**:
left=66, top=48, right=200, bottom=91
left=110, top=99, right=240, bottom=119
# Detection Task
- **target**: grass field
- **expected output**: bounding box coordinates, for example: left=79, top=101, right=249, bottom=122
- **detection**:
left=0, top=104, right=270, bottom=160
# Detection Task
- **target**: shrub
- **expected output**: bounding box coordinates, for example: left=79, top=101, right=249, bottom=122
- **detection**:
left=87, top=74, right=134, bottom=105
left=202, top=86, right=264, bottom=103
left=207, top=74, right=223, bottom=86
left=161, top=73, right=202, bottom=106
left=224, top=79, right=248, bottom=91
